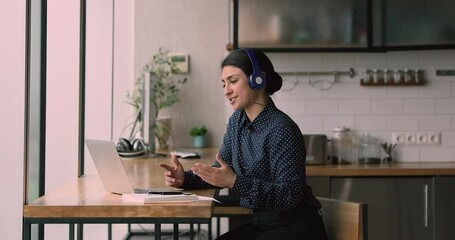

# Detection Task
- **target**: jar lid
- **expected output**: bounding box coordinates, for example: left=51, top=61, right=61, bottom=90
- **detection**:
left=333, top=125, right=350, bottom=132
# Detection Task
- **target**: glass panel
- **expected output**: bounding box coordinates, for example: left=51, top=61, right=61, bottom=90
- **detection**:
left=381, top=0, right=455, bottom=46
left=237, top=0, right=368, bottom=49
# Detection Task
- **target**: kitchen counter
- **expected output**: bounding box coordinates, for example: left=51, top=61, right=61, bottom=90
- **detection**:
left=307, top=162, right=455, bottom=176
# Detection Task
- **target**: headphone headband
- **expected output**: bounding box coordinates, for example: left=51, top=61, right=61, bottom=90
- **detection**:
left=242, top=48, right=266, bottom=90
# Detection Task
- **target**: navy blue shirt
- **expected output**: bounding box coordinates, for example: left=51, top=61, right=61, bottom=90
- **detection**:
left=182, top=98, right=321, bottom=211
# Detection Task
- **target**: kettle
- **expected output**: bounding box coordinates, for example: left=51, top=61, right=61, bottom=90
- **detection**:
left=303, top=134, right=328, bottom=165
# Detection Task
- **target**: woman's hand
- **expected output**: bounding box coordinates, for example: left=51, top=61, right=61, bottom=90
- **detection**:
left=191, top=154, right=236, bottom=188
left=159, top=154, right=185, bottom=188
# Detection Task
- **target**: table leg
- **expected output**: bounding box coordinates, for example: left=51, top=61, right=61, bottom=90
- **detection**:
left=77, top=224, right=83, bottom=240
left=108, top=224, right=112, bottom=240
left=22, top=221, right=31, bottom=240
left=173, top=223, right=179, bottom=240
left=69, top=224, right=74, bottom=240
left=154, top=223, right=161, bottom=239
left=190, top=224, right=194, bottom=240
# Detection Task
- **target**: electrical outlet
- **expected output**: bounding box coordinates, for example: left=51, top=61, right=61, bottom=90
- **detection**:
left=428, top=132, right=441, bottom=145
left=392, top=132, right=406, bottom=144
left=393, top=132, right=441, bottom=145
left=405, top=133, right=417, bottom=144
left=417, top=133, right=428, bottom=145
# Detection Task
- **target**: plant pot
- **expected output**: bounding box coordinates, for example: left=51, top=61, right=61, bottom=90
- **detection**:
left=193, top=135, right=207, bottom=148
left=155, top=117, right=171, bottom=150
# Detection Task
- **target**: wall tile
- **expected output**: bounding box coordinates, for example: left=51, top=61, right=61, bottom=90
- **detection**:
left=339, top=100, right=370, bottom=114
left=268, top=53, right=290, bottom=67
left=322, top=53, right=355, bottom=67
left=387, top=87, right=420, bottom=98
left=372, top=99, right=403, bottom=114
left=322, top=116, right=355, bottom=133
left=420, top=115, right=452, bottom=130
left=403, top=99, right=435, bottom=114
left=274, top=98, right=305, bottom=115
left=436, top=99, right=455, bottom=114
left=393, top=146, right=420, bottom=163
left=305, top=100, right=339, bottom=115
left=321, top=82, right=355, bottom=99
left=354, top=53, right=387, bottom=67
left=420, top=147, right=453, bottom=162
left=289, top=53, right=323, bottom=67
left=355, top=85, right=388, bottom=99
left=355, top=116, right=387, bottom=131
left=387, top=115, right=419, bottom=131
left=442, top=131, right=455, bottom=147
left=419, top=81, right=452, bottom=98
left=419, top=50, right=454, bottom=66
left=288, top=79, right=323, bottom=100
left=386, top=51, right=420, bottom=66
left=293, top=115, right=323, bottom=133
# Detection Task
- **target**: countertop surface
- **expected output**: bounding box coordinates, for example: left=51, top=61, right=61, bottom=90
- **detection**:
left=159, top=148, right=455, bottom=177
left=306, top=162, right=455, bottom=176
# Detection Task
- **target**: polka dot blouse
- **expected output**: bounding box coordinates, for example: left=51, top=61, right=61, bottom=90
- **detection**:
left=182, top=98, right=321, bottom=211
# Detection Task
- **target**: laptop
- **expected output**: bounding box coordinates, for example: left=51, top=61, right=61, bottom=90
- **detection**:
left=85, top=139, right=164, bottom=195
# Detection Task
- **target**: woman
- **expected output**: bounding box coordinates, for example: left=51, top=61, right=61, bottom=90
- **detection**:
left=160, top=48, right=328, bottom=239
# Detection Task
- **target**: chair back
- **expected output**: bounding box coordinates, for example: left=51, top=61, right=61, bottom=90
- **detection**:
left=317, top=197, right=368, bottom=240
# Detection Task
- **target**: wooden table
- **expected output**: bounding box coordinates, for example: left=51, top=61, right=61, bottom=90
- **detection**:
left=23, top=148, right=219, bottom=240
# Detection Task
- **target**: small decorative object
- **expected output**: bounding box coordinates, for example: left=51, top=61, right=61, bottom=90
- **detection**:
left=381, top=142, right=396, bottom=162
left=190, top=125, right=208, bottom=148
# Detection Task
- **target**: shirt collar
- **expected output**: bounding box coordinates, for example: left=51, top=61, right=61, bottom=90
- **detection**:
left=240, top=98, right=277, bottom=131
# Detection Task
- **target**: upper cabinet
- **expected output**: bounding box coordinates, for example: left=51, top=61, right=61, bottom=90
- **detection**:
left=234, top=0, right=455, bottom=52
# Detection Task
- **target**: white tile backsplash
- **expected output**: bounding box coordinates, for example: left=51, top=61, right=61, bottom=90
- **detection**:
left=442, top=131, right=455, bottom=147
left=387, top=115, right=420, bottom=131
left=371, top=99, right=403, bottom=114
left=420, top=147, right=453, bottom=162
left=436, top=99, right=455, bottom=114
left=339, top=100, right=371, bottom=115
left=420, top=115, right=452, bottom=130
left=419, top=81, right=452, bottom=98
left=272, top=50, right=455, bottom=162
left=355, top=116, right=388, bottom=131
left=403, top=99, right=435, bottom=114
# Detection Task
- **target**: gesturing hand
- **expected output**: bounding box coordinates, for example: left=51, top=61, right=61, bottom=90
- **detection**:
left=191, top=153, right=236, bottom=188
left=159, top=154, right=185, bottom=188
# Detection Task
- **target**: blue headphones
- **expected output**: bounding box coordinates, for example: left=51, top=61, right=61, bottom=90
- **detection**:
left=242, top=48, right=266, bottom=90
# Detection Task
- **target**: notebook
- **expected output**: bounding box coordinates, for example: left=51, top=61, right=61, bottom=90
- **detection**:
left=85, top=139, right=172, bottom=195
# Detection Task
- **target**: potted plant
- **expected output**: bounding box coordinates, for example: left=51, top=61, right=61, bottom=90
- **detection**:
left=126, top=48, right=187, bottom=150
left=190, top=125, right=208, bottom=148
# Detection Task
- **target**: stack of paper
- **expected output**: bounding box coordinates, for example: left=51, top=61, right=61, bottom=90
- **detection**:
left=122, top=193, right=199, bottom=203
left=171, top=150, right=201, bottom=159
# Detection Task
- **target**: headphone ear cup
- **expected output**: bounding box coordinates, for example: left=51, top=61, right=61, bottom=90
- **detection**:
left=131, top=138, right=146, bottom=151
left=116, top=138, right=133, bottom=152
left=249, top=72, right=266, bottom=89
left=243, top=48, right=266, bottom=90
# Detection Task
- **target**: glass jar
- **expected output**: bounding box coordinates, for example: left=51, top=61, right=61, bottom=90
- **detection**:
left=357, top=135, right=381, bottom=164
left=330, top=126, right=353, bottom=164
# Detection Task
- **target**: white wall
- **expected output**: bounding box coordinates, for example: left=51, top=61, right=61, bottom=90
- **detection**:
left=133, top=0, right=229, bottom=148
left=0, top=1, right=26, bottom=239
left=269, top=50, right=455, bottom=162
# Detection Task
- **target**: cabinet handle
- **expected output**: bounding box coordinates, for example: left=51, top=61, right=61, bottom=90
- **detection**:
left=423, top=184, right=428, bottom=227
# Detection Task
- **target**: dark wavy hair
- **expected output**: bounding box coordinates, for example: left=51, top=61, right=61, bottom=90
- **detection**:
left=221, top=48, right=283, bottom=95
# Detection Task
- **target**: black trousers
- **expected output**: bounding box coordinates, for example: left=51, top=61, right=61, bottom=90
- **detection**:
left=216, top=205, right=328, bottom=240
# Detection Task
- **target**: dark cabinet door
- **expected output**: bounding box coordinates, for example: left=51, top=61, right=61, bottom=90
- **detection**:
left=331, top=177, right=434, bottom=240
left=373, top=0, right=455, bottom=48
left=234, top=0, right=455, bottom=52
left=234, top=0, right=368, bottom=51
left=434, top=177, right=455, bottom=240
